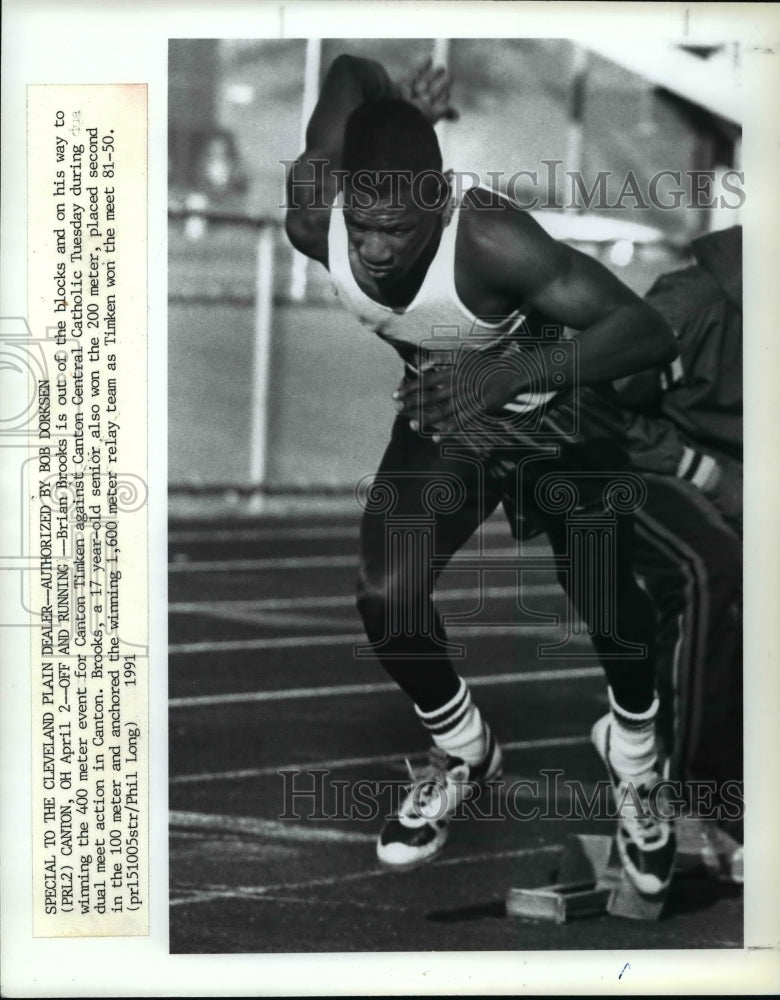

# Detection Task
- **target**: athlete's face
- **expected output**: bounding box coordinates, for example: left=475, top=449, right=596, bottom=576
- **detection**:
left=342, top=186, right=442, bottom=284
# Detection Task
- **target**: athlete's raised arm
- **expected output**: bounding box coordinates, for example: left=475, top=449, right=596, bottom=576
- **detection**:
left=285, top=55, right=455, bottom=265
left=284, top=55, right=395, bottom=263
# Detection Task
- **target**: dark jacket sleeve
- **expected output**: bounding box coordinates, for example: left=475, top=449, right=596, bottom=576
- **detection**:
left=614, top=251, right=743, bottom=531
left=614, top=267, right=703, bottom=476
left=615, top=264, right=741, bottom=483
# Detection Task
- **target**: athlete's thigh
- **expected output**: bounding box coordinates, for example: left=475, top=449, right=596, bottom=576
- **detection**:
left=359, top=417, right=503, bottom=580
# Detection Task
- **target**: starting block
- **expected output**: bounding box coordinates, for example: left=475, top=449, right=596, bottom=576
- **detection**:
left=506, top=834, right=672, bottom=923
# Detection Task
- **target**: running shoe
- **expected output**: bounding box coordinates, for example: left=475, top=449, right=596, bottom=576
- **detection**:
left=376, top=732, right=503, bottom=868
left=591, top=713, right=677, bottom=895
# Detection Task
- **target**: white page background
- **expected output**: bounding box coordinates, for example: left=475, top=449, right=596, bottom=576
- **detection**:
left=2, top=2, right=779, bottom=995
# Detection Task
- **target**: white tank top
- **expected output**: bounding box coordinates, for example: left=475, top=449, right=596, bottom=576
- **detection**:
left=327, top=192, right=556, bottom=414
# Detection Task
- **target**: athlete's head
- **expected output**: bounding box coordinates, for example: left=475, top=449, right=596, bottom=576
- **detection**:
left=341, top=99, right=450, bottom=282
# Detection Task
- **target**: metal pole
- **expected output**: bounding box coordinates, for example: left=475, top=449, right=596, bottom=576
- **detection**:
left=432, top=39, right=451, bottom=167
left=289, top=38, right=322, bottom=302
left=432, top=37, right=450, bottom=70
left=250, top=225, right=275, bottom=486
left=566, top=43, right=588, bottom=211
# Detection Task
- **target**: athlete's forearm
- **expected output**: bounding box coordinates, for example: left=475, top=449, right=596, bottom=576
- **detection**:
left=285, top=54, right=398, bottom=254
left=304, top=54, right=397, bottom=167
left=395, top=304, right=675, bottom=438
left=530, top=302, right=677, bottom=396
left=306, top=55, right=397, bottom=153
left=286, top=54, right=397, bottom=218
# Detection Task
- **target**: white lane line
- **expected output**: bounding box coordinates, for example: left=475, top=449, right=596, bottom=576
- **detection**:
left=169, top=843, right=562, bottom=907
left=191, top=892, right=409, bottom=913
left=170, top=665, right=598, bottom=710
left=169, top=546, right=548, bottom=573
left=169, top=517, right=512, bottom=544
left=169, top=583, right=563, bottom=615
left=170, top=733, right=593, bottom=784
left=169, top=810, right=375, bottom=844
left=192, top=608, right=354, bottom=630
left=168, top=622, right=586, bottom=655
left=233, top=893, right=409, bottom=912
left=171, top=554, right=359, bottom=572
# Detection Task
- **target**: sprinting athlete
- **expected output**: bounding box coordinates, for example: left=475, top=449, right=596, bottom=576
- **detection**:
left=285, top=54, right=679, bottom=896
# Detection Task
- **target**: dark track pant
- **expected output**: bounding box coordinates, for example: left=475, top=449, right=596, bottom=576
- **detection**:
left=357, top=393, right=657, bottom=717
left=633, top=474, right=743, bottom=818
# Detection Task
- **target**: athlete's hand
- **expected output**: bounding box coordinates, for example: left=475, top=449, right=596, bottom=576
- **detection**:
left=398, top=59, right=459, bottom=125
left=394, top=362, right=457, bottom=438
left=393, top=354, right=524, bottom=445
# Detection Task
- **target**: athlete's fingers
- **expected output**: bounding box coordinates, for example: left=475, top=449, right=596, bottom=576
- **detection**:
left=416, top=360, right=444, bottom=377
left=420, top=383, right=456, bottom=409
left=427, top=402, right=455, bottom=430
left=414, top=63, right=445, bottom=91
left=422, top=391, right=455, bottom=417
left=430, top=415, right=459, bottom=444
left=422, top=399, right=457, bottom=436
left=392, top=360, right=439, bottom=391
left=398, top=391, right=448, bottom=422
left=432, top=420, right=487, bottom=448
left=393, top=367, right=434, bottom=404
left=417, top=372, right=454, bottom=397
left=393, top=369, right=451, bottom=405
left=406, top=394, right=456, bottom=433
left=427, top=72, right=450, bottom=102
left=393, top=384, right=410, bottom=411
left=395, top=381, right=428, bottom=416
left=403, top=61, right=458, bottom=123
left=426, top=66, right=449, bottom=87
left=393, top=379, right=420, bottom=406
left=407, top=60, right=434, bottom=96
left=400, top=384, right=456, bottom=422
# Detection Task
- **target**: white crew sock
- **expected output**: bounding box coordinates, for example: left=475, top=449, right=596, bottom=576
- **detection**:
left=607, top=686, right=659, bottom=779
left=415, top=678, right=490, bottom=766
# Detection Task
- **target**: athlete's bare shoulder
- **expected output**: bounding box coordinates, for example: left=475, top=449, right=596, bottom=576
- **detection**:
left=456, top=186, right=567, bottom=304
left=455, top=182, right=666, bottom=342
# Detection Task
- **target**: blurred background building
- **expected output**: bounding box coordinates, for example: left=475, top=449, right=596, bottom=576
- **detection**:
left=168, top=38, right=742, bottom=508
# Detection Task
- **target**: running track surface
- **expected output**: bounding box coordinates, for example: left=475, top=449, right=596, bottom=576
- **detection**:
left=168, top=511, right=742, bottom=953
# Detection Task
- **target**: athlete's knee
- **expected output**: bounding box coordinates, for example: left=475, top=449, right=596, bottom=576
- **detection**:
left=356, top=560, right=431, bottom=633
left=355, top=564, right=387, bottom=628
left=356, top=564, right=400, bottom=631
left=599, top=569, right=657, bottom=645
